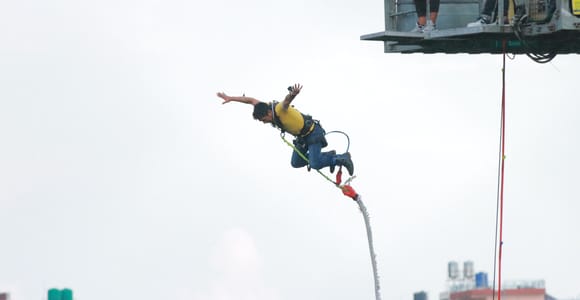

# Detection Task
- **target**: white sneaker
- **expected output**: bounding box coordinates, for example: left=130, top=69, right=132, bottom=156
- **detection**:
left=411, top=22, right=424, bottom=33
left=424, top=20, right=437, bottom=32
left=467, top=16, right=491, bottom=27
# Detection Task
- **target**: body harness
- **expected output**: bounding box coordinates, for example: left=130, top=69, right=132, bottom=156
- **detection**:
left=270, top=101, right=317, bottom=138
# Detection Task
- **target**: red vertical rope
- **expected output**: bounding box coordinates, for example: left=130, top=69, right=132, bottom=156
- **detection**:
left=497, top=39, right=507, bottom=300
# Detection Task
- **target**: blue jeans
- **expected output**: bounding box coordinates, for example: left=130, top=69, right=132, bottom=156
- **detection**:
left=290, top=123, right=334, bottom=170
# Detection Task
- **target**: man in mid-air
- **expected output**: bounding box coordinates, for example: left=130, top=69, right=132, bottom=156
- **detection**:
left=216, top=83, right=354, bottom=176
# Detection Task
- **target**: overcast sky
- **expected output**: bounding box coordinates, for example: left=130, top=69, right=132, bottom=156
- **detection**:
left=1, top=1, right=579, bottom=300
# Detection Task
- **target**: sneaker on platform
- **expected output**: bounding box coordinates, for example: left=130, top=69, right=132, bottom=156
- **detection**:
left=411, top=22, right=424, bottom=33
left=424, top=20, right=437, bottom=32
left=467, top=16, right=491, bottom=27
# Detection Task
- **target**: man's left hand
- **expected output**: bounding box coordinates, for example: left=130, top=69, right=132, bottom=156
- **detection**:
left=289, top=83, right=302, bottom=96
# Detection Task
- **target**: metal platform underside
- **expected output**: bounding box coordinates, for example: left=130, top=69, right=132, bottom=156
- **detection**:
left=361, top=26, right=580, bottom=54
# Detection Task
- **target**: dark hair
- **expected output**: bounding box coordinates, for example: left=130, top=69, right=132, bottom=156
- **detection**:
left=252, top=102, right=270, bottom=120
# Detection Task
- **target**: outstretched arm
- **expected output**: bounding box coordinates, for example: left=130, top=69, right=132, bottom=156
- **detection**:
left=281, top=83, right=302, bottom=110
left=216, top=92, right=260, bottom=106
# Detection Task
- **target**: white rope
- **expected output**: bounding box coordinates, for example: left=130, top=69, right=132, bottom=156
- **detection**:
left=356, top=195, right=382, bottom=300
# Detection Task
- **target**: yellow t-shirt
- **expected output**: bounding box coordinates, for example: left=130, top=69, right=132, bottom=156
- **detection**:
left=274, top=102, right=306, bottom=136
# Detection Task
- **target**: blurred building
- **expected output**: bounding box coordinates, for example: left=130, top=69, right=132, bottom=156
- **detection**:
left=415, top=291, right=428, bottom=300
left=449, top=287, right=545, bottom=300
left=48, top=288, right=73, bottom=300
left=440, top=261, right=549, bottom=300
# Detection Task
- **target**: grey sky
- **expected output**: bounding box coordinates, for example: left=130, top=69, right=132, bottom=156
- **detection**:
left=1, top=0, right=579, bottom=300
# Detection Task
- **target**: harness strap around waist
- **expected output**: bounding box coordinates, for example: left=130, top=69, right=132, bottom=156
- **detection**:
left=298, top=118, right=316, bottom=137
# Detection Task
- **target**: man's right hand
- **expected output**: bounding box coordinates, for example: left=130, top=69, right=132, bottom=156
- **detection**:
left=216, top=92, right=230, bottom=104
left=216, top=93, right=259, bottom=106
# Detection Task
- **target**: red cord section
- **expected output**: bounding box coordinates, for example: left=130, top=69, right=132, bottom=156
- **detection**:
left=335, top=166, right=359, bottom=201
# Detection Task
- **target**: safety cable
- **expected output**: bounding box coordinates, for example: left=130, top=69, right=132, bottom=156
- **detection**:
left=326, top=130, right=351, bottom=153
left=512, top=14, right=557, bottom=63
left=498, top=39, right=507, bottom=300
left=280, top=132, right=339, bottom=186
left=279, top=130, right=352, bottom=186
left=492, top=40, right=508, bottom=300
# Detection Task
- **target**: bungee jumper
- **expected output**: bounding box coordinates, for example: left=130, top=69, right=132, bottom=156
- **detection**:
left=216, top=84, right=379, bottom=299
left=216, top=83, right=355, bottom=176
